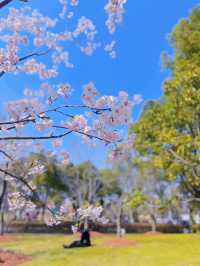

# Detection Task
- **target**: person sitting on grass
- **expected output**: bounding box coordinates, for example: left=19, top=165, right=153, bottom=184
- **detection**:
left=63, top=222, right=91, bottom=248
left=61, top=204, right=107, bottom=249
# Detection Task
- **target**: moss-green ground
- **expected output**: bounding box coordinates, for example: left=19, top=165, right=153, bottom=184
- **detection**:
left=1, top=234, right=200, bottom=266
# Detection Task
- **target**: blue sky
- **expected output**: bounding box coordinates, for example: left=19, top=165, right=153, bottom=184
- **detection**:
left=0, top=0, right=200, bottom=168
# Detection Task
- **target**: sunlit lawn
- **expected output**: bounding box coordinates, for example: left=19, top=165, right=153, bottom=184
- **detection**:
left=1, top=234, right=200, bottom=266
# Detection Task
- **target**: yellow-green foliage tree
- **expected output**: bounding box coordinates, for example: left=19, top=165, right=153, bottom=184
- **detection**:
left=132, top=7, right=200, bottom=200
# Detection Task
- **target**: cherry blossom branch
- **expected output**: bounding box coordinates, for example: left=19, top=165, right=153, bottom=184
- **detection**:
left=0, top=167, right=55, bottom=216
left=45, top=104, right=111, bottom=115
left=19, top=192, right=55, bottom=217
left=52, top=110, right=74, bottom=119
left=0, top=50, right=50, bottom=78
left=0, top=128, right=112, bottom=144
left=0, top=167, right=36, bottom=196
left=0, top=104, right=111, bottom=128
left=0, top=0, right=13, bottom=9
left=0, top=130, right=73, bottom=141
left=0, top=0, right=27, bottom=10
left=0, top=149, right=13, bottom=161
left=18, top=50, right=51, bottom=62
left=52, top=125, right=112, bottom=144
left=0, top=117, right=35, bottom=126
left=64, top=105, right=111, bottom=113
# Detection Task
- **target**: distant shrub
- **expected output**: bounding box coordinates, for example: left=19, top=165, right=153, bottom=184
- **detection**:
left=7, top=221, right=184, bottom=234
left=192, top=224, right=200, bottom=233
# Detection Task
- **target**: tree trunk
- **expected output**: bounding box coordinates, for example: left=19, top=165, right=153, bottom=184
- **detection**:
left=116, top=201, right=122, bottom=237
left=41, top=206, right=46, bottom=221
left=150, top=214, right=157, bottom=232
left=0, top=180, right=7, bottom=235
left=189, top=207, right=195, bottom=224
left=116, top=215, right=122, bottom=237
left=189, top=206, right=195, bottom=232
left=0, top=212, right=4, bottom=236
left=41, top=188, right=49, bottom=221
left=132, top=211, right=139, bottom=223
left=88, top=178, right=93, bottom=204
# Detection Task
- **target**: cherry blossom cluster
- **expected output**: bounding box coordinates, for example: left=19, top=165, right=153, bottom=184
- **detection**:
left=108, top=133, right=136, bottom=162
left=59, top=0, right=79, bottom=20
left=3, top=81, right=140, bottom=151
left=77, top=205, right=108, bottom=225
left=0, top=7, right=57, bottom=76
left=44, top=198, right=74, bottom=227
left=6, top=98, right=44, bottom=123
left=104, top=0, right=128, bottom=33
left=8, top=192, right=36, bottom=212
left=63, top=86, right=138, bottom=143
left=0, top=5, right=99, bottom=78
left=0, top=140, right=32, bottom=163
left=45, top=212, right=62, bottom=226
left=27, top=164, right=45, bottom=176
left=0, top=0, right=129, bottom=80
left=44, top=201, right=108, bottom=227
left=76, top=205, right=103, bottom=220
left=104, top=41, right=116, bottom=59
left=82, top=84, right=142, bottom=142
left=37, top=194, right=108, bottom=228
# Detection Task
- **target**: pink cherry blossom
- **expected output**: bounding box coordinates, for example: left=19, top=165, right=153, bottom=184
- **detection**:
left=105, top=0, right=128, bottom=33
left=0, top=0, right=136, bottom=228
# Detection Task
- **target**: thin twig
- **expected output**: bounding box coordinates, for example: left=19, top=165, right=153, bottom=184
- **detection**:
left=0, top=0, right=13, bottom=9
left=0, top=130, right=73, bottom=141
left=0, top=149, right=13, bottom=160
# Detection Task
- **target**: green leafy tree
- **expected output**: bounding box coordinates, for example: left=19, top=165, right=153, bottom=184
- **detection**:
left=33, top=154, right=68, bottom=220
left=101, top=161, right=137, bottom=236
left=126, top=163, right=182, bottom=231
left=132, top=7, right=200, bottom=203
left=61, top=161, right=103, bottom=207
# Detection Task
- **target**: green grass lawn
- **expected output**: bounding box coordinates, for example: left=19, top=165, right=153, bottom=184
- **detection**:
left=1, top=234, right=200, bottom=266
